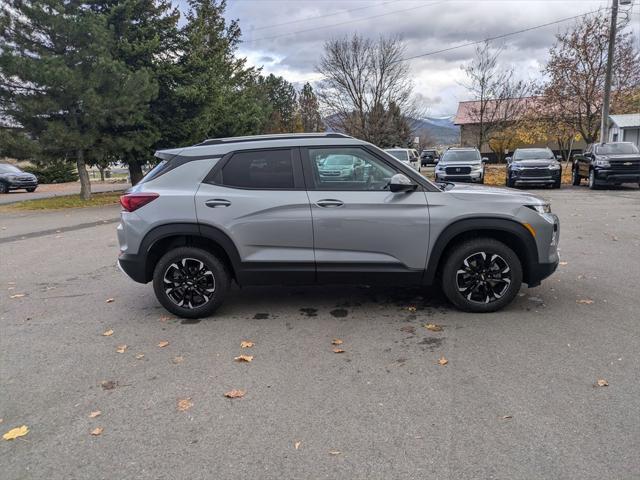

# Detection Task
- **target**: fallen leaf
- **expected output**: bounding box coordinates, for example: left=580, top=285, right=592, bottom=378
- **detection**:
left=135, top=353, right=145, bottom=360
left=90, top=427, right=103, bottom=436
left=157, top=341, right=169, bottom=348
left=3, top=425, right=29, bottom=441
left=501, top=415, right=513, bottom=419
left=101, top=380, right=116, bottom=390
left=115, top=344, right=127, bottom=353
left=172, top=355, right=184, bottom=364
left=0, top=418, right=3, bottom=424
left=576, top=299, right=594, bottom=305
left=329, top=450, right=341, bottom=455
left=105, top=298, right=114, bottom=303
left=437, top=356, right=448, bottom=366
left=611, top=235, right=618, bottom=241
left=224, top=389, right=245, bottom=399
left=234, top=354, right=253, bottom=363
left=102, top=329, right=114, bottom=337
left=89, top=411, right=101, bottom=418
left=159, top=315, right=172, bottom=322
left=559, top=261, right=568, bottom=266
left=333, top=348, right=345, bottom=354
left=596, top=379, right=609, bottom=387
left=10, top=294, right=25, bottom=299
left=407, top=306, right=417, bottom=312
left=177, top=398, right=193, bottom=412
left=240, top=340, right=255, bottom=348
left=294, top=441, right=302, bottom=450
left=331, top=338, right=343, bottom=345
left=424, top=323, right=443, bottom=332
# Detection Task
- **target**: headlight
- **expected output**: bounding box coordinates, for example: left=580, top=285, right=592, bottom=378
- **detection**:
left=510, top=163, right=522, bottom=170
left=548, top=163, right=561, bottom=170
left=593, top=158, right=610, bottom=168
left=7, top=174, right=17, bottom=180
left=471, top=164, right=483, bottom=171
left=435, top=165, right=444, bottom=171
left=526, top=204, right=551, bottom=214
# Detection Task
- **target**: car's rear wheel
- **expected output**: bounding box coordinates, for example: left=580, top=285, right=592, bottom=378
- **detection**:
left=572, top=167, right=581, bottom=186
left=153, top=247, right=229, bottom=319
left=441, top=238, right=522, bottom=313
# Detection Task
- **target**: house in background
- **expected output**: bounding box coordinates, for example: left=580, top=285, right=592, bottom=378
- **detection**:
left=608, top=114, right=640, bottom=147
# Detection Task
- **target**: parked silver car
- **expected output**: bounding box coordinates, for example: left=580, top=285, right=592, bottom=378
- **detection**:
left=117, top=133, right=559, bottom=318
left=435, top=147, right=487, bottom=183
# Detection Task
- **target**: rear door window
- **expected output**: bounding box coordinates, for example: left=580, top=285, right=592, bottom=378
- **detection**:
left=219, top=149, right=296, bottom=189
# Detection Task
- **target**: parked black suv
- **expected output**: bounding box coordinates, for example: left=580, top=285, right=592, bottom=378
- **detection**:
left=420, top=149, right=440, bottom=166
left=506, top=148, right=562, bottom=189
left=0, top=163, right=38, bottom=193
left=572, top=142, right=640, bottom=189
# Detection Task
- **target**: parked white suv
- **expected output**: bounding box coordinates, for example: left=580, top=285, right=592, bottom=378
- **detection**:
left=385, top=148, right=420, bottom=172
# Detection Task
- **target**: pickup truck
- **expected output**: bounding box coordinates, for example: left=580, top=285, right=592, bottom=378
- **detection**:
left=572, top=142, right=640, bottom=189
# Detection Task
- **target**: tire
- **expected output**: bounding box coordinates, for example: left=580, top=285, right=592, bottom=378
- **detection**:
left=588, top=169, right=598, bottom=190
left=506, top=174, right=515, bottom=188
left=0, top=182, right=7, bottom=194
left=553, top=178, right=561, bottom=189
left=152, top=246, right=230, bottom=319
left=26, top=187, right=36, bottom=192
left=441, top=238, right=523, bottom=313
left=572, top=167, right=581, bottom=186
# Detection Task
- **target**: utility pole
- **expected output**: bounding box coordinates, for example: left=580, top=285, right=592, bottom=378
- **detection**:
left=600, top=0, right=626, bottom=143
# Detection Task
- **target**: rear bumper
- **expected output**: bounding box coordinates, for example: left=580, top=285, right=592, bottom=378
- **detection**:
left=118, top=254, right=148, bottom=283
left=595, top=169, right=640, bottom=184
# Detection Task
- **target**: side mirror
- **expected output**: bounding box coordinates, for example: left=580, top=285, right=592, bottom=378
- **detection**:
left=389, top=173, right=416, bottom=193
left=505, top=156, right=512, bottom=163
left=482, top=157, right=489, bottom=163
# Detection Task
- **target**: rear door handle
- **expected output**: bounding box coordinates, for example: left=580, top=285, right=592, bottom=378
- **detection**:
left=316, top=199, right=344, bottom=208
left=205, top=199, right=231, bottom=208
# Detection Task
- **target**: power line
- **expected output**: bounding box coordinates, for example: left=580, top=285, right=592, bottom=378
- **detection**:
left=250, top=0, right=396, bottom=31
left=243, top=0, right=447, bottom=43
left=395, top=6, right=610, bottom=63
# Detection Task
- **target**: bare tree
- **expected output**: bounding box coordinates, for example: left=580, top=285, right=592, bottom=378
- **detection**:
left=542, top=14, right=640, bottom=144
left=462, top=41, right=532, bottom=158
left=316, top=35, right=422, bottom=146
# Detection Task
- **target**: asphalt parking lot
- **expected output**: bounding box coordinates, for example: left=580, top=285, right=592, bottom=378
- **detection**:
left=1, top=186, right=639, bottom=479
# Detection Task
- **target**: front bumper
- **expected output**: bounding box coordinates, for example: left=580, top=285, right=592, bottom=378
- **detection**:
left=510, top=168, right=560, bottom=185
left=595, top=168, right=640, bottom=184
left=435, top=171, right=483, bottom=182
left=6, top=180, right=38, bottom=189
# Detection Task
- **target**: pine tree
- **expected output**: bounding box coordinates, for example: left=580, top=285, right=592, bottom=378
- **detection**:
left=0, top=1, right=155, bottom=199
left=298, top=83, right=323, bottom=132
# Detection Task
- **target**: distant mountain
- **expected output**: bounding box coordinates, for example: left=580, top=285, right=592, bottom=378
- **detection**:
left=411, top=116, right=460, bottom=146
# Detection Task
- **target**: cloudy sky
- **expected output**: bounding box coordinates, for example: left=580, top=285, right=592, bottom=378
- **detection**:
left=198, top=0, right=639, bottom=117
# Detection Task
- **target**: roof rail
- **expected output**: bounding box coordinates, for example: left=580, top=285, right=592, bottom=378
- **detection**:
left=197, top=132, right=351, bottom=146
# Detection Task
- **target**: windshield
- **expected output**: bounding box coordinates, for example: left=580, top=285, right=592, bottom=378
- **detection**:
left=596, top=143, right=639, bottom=155
left=513, top=149, right=554, bottom=160
left=386, top=150, right=409, bottom=161
left=324, top=156, right=353, bottom=166
left=441, top=150, right=481, bottom=163
left=0, top=164, right=23, bottom=174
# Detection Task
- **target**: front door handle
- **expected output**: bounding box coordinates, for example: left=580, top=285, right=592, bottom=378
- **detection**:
left=316, top=199, right=344, bottom=208
left=205, top=199, right=231, bottom=208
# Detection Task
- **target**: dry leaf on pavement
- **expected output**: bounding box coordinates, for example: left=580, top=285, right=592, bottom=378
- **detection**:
left=89, top=411, right=101, bottom=418
left=105, top=298, right=114, bottom=303
left=177, top=398, right=193, bottom=412
left=437, top=356, right=448, bottom=366
left=576, top=299, right=594, bottom=305
left=224, top=389, right=246, bottom=399
left=424, top=323, right=443, bottom=332
left=172, top=355, right=184, bottom=364
left=157, top=341, right=170, bottom=348
left=116, top=345, right=127, bottom=353
left=596, top=379, right=609, bottom=387
left=234, top=355, right=253, bottom=363
left=329, top=450, right=341, bottom=455
left=240, top=340, right=254, bottom=348
left=407, top=306, right=417, bottom=312
left=501, top=415, right=513, bottom=419
left=135, top=353, right=145, bottom=359
left=559, top=261, right=568, bottom=266
left=90, top=427, right=103, bottom=436
left=9, top=293, right=25, bottom=299
left=101, top=380, right=116, bottom=390
left=294, top=441, right=302, bottom=450
left=102, top=329, right=114, bottom=337
left=3, top=425, right=29, bottom=441
left=333, top=348, right=345, bottom=354
left=331, top=338, right=343, bottom=345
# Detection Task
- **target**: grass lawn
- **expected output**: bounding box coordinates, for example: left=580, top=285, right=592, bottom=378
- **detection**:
left=1, top=192, right=122, bottom=211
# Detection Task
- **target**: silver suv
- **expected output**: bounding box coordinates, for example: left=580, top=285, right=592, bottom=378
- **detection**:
left=435, top=147, right=487, bottom=183
left=117, top=133, right=559, bottom=318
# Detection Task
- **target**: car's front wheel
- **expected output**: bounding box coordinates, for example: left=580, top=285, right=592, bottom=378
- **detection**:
left=588, top=169, right=598, bottom=190
left=441, top=238, right=522, bottom=313
left=26, top=187, right=37, bottom=192
left=572, top=167, right=581, bottom=186
left=0, top=182, right=7, bottom=194
left=152, top=247, right=229, bottom=319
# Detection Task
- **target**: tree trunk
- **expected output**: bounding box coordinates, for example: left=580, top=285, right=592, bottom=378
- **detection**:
left=98, top=166, right=105, bottom=182
left=128, top=161, right=144, bottom=185
left=77, top=149, right=91, bottom=201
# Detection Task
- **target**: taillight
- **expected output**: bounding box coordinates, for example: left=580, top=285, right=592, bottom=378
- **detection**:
left=120, top=192, right=159, bottom=212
